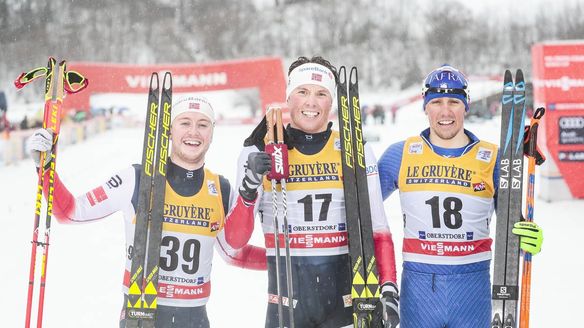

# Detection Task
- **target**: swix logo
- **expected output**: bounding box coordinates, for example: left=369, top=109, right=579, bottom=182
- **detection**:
left=126, top=72, right=227, bottom=89
left=272, top=146, right=284, bottom=174
left=144, top=102, right=158, bottom=176
left=534, top=76, right=584, bottom=91
left=311, top=73, right=322, bottom=81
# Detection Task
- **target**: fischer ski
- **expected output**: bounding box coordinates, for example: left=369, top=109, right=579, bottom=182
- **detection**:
left=15, top=57, right=88, bottom=328
left=337, top=66, right=381, bottom=328
left=491, top=69, right=527, bottom=328
left=126, top=72, right=172, bottom=328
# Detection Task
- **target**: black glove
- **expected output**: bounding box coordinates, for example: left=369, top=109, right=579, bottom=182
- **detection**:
left=239, top=152, right=271, bottom=202
left=376, top=282, right=400, bottom=328
left=243, top=114, right=294, bottom=150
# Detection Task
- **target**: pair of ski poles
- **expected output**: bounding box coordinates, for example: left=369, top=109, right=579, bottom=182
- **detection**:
left=265, top=107, right=295, bottom=328
left=15, top=57, right=88, bottom=328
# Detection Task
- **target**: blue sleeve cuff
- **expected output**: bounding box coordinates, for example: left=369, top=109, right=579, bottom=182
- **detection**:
left=378, top=141, right=404, bottom=200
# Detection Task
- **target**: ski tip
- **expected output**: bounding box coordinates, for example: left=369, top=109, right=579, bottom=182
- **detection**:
left=349, top=66, right=358, bottom=84
left=163, top=72, right=172, bottom=90
left=149, top=72, right=160, bottom=89
left=503, top=70, right=513, bottom=89
left=338, top=66, right=347, bottom=84
left=515, top=69, right=525, bottom=89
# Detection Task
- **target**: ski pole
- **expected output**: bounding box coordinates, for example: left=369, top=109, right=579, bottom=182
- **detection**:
left=266, top=107, right=294, bottom=327
left=275, top=108, right=294, bottom=328
left=266, top=108, right=285, bottom=328
left=519, top=107, right=545, bottom=328
left=15, top=58, right=88, bottom=328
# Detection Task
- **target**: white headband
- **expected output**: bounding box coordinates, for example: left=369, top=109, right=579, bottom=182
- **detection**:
left=171, top=96, right=215, bottom=124
left=286, top=63, right=337, bottom=101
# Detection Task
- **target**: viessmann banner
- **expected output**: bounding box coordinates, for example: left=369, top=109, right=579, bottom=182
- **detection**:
left=533, top=41, right=584, bottom=198
left=63, top=57, right=286, bottom=117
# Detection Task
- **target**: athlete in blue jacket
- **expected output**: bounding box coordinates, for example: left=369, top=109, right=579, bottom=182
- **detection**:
left=377, top=65, right=544, bottom=328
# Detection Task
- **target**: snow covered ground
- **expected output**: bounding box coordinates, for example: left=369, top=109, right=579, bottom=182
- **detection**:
left=1, top=99, right=582, bottom=327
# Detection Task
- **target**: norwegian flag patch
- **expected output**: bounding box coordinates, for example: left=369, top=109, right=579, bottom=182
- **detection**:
left=86, top=186, right=108, bottom=206
left=311, top=73, right=322, bottom=81
left=189, top=102, right=200, bottom=109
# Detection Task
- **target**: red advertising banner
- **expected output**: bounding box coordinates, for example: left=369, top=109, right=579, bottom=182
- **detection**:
left=64, top=57, right=286, bottom=116
left=532, top=41, right=584, bottom=198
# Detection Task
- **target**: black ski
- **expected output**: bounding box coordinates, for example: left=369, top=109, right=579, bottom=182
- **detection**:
left=126, top=72, right=172, bottom=328
left=491, top=69, right=527, bottom=328
left=338, top=66, right=380, bottom=328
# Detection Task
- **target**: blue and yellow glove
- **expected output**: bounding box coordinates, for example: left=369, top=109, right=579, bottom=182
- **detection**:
left=512, top=221, right=543, bottom=255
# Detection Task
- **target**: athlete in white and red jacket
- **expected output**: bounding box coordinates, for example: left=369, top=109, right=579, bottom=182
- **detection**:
left=28, top=96, right=267, bottom=328
left=232, top=56, right=399, bottom=328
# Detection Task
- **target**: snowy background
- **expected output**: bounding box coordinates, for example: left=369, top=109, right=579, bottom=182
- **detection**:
left=2, top=0, right=584, bottom=103
left=1, top=94, right=583, bottom=327
left=2, top=0, right=584, bottom=327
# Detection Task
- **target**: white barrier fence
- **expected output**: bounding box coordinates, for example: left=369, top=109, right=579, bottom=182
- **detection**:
left=0, top=117, right=111, bottom=166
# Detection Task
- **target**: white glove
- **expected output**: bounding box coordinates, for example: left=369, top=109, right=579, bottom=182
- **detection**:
left=27, top=128, right=54, bottom=168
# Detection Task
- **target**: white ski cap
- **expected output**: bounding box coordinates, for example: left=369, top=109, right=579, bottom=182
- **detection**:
left=286, top=63, right=337, bottom=101
left=171, top=96, right=215, bottom=124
